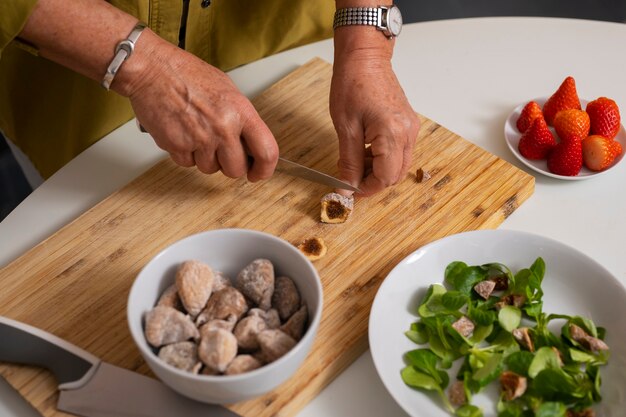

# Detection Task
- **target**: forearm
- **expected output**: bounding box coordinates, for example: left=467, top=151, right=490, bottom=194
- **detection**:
left=17, top=0, right=160, bottom=96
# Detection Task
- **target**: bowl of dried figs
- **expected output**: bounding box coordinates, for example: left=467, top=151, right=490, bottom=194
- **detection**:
left=127, top=228, right=323, bottom=404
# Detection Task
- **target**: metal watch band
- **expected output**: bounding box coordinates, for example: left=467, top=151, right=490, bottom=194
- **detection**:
left=333, top=7, right=381, bottom=31
left=101, top=22, right=148, bottom=90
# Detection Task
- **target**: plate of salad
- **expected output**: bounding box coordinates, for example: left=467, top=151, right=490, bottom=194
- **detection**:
left=368, top=229, right=626, bottom=417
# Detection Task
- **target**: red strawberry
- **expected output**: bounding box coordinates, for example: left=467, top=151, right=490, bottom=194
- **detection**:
left=518, top=117, right=557, bottom=159
left=609, top=140, right=623, bottom=159
left=516, top=101, right=543, bottom=133
left=582, top=135, right=619, bottom=171
left=543, top=76, right=581, bottom=125
left=586, top=97, right=621, bottom=139
left=553, top=109, right=590, bottom=142
left=547, top=137, right=583, bottom=176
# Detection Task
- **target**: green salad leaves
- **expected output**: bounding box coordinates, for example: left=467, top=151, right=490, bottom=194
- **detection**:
left=402, top=258, right=609, bottom=417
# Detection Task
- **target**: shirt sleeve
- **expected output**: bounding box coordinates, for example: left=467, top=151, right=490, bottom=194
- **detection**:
left=0, top=0, right=41, bottom=57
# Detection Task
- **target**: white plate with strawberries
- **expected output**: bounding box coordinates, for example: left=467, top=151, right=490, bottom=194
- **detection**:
left=504, top=78, right=625, bottom=180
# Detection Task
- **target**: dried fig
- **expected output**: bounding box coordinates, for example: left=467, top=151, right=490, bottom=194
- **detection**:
left=175, top=260, right=215, bottom=317
left=198, top=328, right=238, bottom=373
left=144, top=306, right=199, bottom=348
left=200, top=366, right=219, bottom=376
left=500, top=371, right=527, bottom=401
left=272, top=276, right=301, bottom=321
left=233, top=315, right=267, bottom=351
left=158, top=341, right=200, bottom=373
left=236, top=259, right=274, bottom=310
left=195, top=287, right=248, bottom=327
left=213, top=271, right=232, bottom=292
left=451, top=316, right=475, bottom=338
left=248, top=308, right=281, bottom=329
left=448, top=380, right=466, bottom=406
left=199, top=316, right=237, bottom=337
left=280, top=304, right=308, bottom=341
left=224, top=355, right=263, bottom=375
left=474, top=280, right=496, bottom=300
left=257, top=329, right=297, bottom=363
left=156, top=284, right=184, bottom=311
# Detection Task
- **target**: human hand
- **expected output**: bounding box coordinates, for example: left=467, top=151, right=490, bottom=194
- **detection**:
left=125, top=31, right=279, bottom=181
left=330, top=37, right=420, bottom=196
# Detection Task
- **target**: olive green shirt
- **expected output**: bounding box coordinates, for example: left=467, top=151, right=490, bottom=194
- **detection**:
left=0, top=0, right=334, bottom=178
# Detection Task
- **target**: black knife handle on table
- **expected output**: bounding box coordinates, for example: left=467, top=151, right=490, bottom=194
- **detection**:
left=0, top=316, right=99, bottom=388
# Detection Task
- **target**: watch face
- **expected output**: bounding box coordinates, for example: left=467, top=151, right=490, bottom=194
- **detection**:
left=387, top=6, right=403, bottom=36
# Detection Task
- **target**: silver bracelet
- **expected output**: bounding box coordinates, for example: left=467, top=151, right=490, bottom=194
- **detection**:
left=101, top=22, right=148, bottom=90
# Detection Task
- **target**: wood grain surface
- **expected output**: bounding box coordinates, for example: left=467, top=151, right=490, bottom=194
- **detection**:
left=0, top=58, right=534, bottom=417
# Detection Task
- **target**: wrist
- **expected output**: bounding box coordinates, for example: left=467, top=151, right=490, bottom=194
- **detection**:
left=110, top=28, right=164, bottom=97
left=334, top=26, right=394, bottom=63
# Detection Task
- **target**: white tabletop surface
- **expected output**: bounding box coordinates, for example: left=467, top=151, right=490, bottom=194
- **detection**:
left=2, top=17, right=625, bottom=417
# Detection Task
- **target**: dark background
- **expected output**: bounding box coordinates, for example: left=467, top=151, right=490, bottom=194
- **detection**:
left=397, top=0, right=626, bottom=23
left=2, top=1, right=626, bottom=220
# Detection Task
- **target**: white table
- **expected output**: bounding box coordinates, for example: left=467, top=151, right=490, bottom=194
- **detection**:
left=2, top=17, right=625, bottom=417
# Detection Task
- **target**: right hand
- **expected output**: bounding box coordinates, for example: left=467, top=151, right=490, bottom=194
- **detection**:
left=123, top=30, right=279, bottom=182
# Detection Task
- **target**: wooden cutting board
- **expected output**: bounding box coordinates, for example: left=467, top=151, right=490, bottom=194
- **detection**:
left=0, top=58, right=534, bottom=417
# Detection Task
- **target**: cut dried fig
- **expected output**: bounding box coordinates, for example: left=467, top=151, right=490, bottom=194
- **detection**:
left=320, top=192, right=353, bottom=224
left=297, top=237, right=327, bottom=261
left=415, top=168, right=431, bottom=183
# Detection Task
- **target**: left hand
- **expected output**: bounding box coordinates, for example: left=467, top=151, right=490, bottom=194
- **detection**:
left=330, top=37, right=421, bottom=197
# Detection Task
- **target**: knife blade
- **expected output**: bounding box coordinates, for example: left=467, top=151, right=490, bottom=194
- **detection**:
left=0, top=316, right=239, bottom=417
left=136, top=120, right=359, bottom=192
left=276, top=157, right=360, bottom=192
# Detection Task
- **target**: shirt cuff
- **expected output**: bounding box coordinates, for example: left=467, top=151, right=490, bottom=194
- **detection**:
left=0, top=0, right=41, bottom=57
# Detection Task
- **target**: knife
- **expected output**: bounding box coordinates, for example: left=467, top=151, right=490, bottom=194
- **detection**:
left=276, top=157, right=360, bottom=192
left=0, top=316, right=239, bottom=417
left=136, top=120, right=359, bottom=192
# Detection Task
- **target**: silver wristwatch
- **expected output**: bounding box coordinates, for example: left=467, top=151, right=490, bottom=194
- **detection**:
left=333, top=5, right=403, bottom=39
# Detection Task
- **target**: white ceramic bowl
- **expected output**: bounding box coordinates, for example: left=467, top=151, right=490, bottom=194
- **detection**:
left=127, top=228, right=323, bottom=404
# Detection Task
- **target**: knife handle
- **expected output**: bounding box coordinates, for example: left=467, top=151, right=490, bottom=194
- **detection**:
left=0, top=316, right=99, bottom=388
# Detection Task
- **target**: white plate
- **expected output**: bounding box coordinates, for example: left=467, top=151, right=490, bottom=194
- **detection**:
left=504, top=97, right=626, bottom=180
left=368, top=229, right=626, bottom=417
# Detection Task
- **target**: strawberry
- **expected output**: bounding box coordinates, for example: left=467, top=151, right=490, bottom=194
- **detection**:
left=553, top=109, right=590, bottom=142
left=582, top=135, right=619, bottom=171
left=609, top=140, right=623, bottom=159
left=547, top=137, right=583, bottom=176
left=542, top=76, right=581, bottom=125
left=586, top=97, right=621, bottom=139
left=516, top=101, right=543, bottom=133
left=518, top=117, right=557, bottom=159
